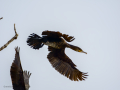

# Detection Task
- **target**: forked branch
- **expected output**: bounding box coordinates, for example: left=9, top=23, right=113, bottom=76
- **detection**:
left=0, top=24, right=18, bottom=51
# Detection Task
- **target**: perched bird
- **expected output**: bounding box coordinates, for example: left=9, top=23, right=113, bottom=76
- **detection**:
left=10, top=47, right=31, bottom=90
left=27, top=30, right=88, bottom=81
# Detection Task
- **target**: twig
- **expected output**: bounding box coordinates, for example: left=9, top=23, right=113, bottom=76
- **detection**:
left=0, top=17, right=3, bottom=20
left=0, top=24, right=18, bottom=51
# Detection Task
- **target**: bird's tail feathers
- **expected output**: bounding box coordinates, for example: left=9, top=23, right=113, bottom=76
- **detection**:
left=27, top=33, right=44, bottom=49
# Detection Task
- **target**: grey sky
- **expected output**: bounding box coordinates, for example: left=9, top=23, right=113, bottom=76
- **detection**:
left=0, top=0, right=120, bottom=90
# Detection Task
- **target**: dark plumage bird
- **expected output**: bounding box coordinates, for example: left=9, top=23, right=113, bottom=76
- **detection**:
left=10, top=47, right=31, bottom=90
left=27, top=30, right=88, bottom=81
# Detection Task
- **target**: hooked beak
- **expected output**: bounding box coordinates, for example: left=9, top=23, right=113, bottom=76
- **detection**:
left=82, top=51, right=87, bottom=54
left=79, top=50, right=87, bottom=54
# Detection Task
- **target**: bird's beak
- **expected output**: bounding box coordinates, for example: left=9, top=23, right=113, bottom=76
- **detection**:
left=83, top=51, right=87, bottom=54
left=79, top=50, right=87, bottom=54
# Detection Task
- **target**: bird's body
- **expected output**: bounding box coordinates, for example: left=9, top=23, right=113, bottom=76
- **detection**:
left=27, top=30, right=88, bottom=81
left=42, top=36, right=66, bottom=49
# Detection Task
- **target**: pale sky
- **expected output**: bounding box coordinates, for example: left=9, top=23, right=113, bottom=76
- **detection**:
left=0, top=0, right=120, bottom=90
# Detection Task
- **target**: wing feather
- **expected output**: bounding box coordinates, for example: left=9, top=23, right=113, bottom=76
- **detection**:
left=10, top=47, right=26, bottom=90
left=47, top=47, right=88, bottom=81
left=42, top=30, right=75, bottom=42
left=23, top=71, right=31, bottom=90
left=42, top=30, right=62, bottom=38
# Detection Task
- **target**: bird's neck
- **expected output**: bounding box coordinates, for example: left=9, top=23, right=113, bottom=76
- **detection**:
left=66, top=43, right=77, bottom=51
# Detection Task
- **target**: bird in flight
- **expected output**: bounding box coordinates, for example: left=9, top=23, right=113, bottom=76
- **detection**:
left=27, top=30, right=88, bottom=81
left=10, top=47, right=31, bottom=90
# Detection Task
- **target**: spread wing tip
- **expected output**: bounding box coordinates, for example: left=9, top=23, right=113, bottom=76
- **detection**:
left=47, top=51, right=88, bottom=81
left=15, top=46, right=20, bottom=53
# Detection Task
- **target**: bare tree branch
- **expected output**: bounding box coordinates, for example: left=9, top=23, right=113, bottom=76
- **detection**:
left=0, top=17, right=3, bottom=20
left=0, top=24, right=18, bottom=51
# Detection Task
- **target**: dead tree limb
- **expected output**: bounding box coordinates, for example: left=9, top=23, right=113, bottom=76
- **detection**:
left=0, top=24, right=18, bottom=51
left=0, top=17, right=3, bottom=20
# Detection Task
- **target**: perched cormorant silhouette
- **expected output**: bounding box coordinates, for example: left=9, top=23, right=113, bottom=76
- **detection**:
left=27, top=30, right=88, bottom=81
left=10, top=47, right=31, bottom=90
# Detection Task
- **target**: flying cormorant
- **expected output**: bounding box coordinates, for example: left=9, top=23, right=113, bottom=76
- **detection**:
left=27, top=30, right=88, bottom=81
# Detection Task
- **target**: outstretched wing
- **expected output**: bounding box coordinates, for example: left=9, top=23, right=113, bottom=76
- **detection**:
left=47, top=46, right=88, bottom=81
left=23, top=71, right=31, bottom=90
left=42, top=30, right=75, bottom=42
left=10, top=47, right=26, bottom=90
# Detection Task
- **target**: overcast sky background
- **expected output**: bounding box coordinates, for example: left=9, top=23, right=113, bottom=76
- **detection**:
left=0, top=0, right=120, bottom=90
